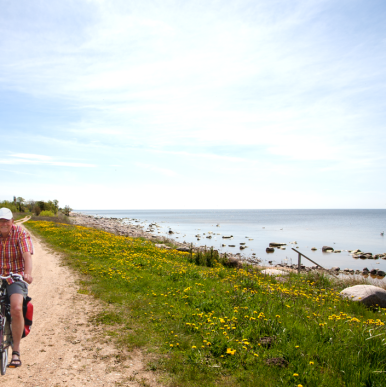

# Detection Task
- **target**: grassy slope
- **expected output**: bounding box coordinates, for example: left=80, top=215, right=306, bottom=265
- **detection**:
left=25, top=221, right=386, bottom=387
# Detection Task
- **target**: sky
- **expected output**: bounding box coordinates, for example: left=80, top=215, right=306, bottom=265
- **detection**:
left=1, top=0, right=385, bottom=209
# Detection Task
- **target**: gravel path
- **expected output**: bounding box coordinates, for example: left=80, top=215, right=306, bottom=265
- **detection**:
left=2, top=217, right=161, bottom=387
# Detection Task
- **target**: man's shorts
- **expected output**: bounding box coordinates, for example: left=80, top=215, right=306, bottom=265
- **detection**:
left=6, top=281, right=28, bottom=298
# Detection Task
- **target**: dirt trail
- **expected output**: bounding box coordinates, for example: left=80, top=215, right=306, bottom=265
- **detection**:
left=2, top=218, right=160, bottom=386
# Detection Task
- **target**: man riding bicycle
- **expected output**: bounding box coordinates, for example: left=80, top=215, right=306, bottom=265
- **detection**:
left=0, top=208, right=33, bottom=368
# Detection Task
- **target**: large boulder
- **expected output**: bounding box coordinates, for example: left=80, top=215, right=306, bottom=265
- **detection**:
left=340, top=285, right=386, bottom=307
left=322, top=246, right=334, bottom=252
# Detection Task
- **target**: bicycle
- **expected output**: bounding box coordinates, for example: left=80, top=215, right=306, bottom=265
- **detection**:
left=0, top=273, right=27, bottom=375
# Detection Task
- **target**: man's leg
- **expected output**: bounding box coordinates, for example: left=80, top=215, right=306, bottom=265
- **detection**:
left=10, top=293, right=24, bottom=364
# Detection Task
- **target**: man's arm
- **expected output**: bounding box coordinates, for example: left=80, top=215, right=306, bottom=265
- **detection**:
left=23, top=251, right=33, bottom=284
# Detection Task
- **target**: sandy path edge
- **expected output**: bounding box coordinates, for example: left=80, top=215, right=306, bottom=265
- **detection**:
left=2, top=220, right=162, bottom=387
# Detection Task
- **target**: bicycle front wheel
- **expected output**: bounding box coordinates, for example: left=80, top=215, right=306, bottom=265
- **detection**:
left=0, top=346, right=8, bottom=375
left=0, top=318, right=11, bottom=375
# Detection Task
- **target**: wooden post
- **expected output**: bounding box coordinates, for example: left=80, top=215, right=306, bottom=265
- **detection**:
left=298, top=253, right=301, bottom=274
left=291, top=248, right=339, bottom=278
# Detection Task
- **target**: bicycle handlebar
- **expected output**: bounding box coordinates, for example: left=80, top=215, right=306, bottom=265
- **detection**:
left=0, top=273, right=28, bottom=285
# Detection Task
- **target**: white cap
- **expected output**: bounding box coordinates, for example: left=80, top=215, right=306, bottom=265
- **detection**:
left=0, top=208, right=13, bottom=220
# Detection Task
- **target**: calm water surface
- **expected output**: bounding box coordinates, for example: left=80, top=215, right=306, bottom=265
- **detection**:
left=77, top=209, right=386, bottom=272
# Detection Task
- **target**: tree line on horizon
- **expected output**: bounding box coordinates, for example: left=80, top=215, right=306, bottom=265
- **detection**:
left=0, top=197, right=72, bottom=216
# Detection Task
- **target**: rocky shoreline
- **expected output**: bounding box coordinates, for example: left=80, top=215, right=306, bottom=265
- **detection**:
left=70, top=212, right=385, bottom=278
left=70, top=212, right=261, bottom=265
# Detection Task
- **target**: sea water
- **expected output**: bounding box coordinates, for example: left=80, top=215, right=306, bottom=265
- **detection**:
left=76, top=209, right=386, bottom=272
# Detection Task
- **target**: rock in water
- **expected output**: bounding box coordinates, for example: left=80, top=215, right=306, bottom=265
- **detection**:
left=322, top=246, right=334, bottom=252
left=340, top=285, right=386, bottom=307
left=269, top=242, right=287, bottom=247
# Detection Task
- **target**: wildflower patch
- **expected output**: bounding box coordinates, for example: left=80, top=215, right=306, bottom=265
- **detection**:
left=26, top=221, right=386, bottom=387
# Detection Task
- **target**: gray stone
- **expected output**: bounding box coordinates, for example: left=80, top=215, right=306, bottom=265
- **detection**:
left=155, top=243, right=171, bottom=250
left=176, top=247, right=190, bottom=252
left=269, top=242, right=287, bottom=247
left=223, top=257, right=242, bottom=268
left=322, top=246, right=334, bottom=252
left=340, top=285, right=386, bottom=307
left=261, top=269, right=289, bottom=276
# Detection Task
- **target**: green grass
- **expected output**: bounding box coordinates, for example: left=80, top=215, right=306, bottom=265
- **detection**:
left=25, top=221, right=386, bottom=387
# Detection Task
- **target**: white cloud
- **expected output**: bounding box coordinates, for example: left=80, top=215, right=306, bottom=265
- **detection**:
left=0, top=168, right=42, bottom=177
left=11, top=153, right=52, bottom=161
left=0, top=155, right=95, bottom=168
left=135, top=162, right=178, bottom=177
left=0, top=0, right=385, bottom=208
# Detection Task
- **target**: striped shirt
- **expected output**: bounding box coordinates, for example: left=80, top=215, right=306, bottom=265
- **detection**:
left=0, top=224, right=34, bottom=283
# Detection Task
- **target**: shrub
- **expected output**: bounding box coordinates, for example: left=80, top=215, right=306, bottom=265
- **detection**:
left=62, top=205, right=72, bottom=216
left=39, top=210, right=55, bottom=217
left=189, top=247, right=220, bottom=268
left=0, top=200, right=18, bottom=213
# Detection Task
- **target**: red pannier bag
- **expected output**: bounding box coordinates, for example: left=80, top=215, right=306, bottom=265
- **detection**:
left=22, top=296, right=33, bottom=338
